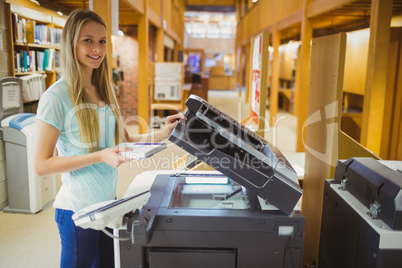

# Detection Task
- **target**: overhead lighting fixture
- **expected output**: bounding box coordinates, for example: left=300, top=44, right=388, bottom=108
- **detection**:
left=252, top=0, right=258, bottom=3
left=29, top=0, right=40, bottom=5
left=117, top=30, right=124, bottom=37
left=57, top=11, right=63, bottom=16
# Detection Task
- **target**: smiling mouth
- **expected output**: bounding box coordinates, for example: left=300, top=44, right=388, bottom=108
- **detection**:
left=88, top=55, right=101, bottom=60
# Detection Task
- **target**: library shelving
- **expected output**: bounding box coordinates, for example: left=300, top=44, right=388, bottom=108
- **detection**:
left=6, top=1, right=66, bottom=112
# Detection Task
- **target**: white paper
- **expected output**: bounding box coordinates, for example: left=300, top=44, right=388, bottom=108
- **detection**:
left=2, top=83, right=21, bottom=110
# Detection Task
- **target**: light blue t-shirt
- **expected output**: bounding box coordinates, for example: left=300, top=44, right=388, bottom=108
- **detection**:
left=36, top=77, right=118, bottom=212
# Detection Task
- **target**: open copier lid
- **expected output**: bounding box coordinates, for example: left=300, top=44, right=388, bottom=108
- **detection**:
left=168, top=95, right=302, bottom=215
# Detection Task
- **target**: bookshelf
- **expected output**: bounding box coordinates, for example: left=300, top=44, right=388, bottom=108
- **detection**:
left=6, top=1, right=66, bottom=112
left=148, top=62, right=186, bottom=114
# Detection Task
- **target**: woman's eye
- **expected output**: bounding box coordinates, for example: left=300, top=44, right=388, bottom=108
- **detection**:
left=100, top=40, right=107, bottom=44
left=84, top=39, right=92, bottom=43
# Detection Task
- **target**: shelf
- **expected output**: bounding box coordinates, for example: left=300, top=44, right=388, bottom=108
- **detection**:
left=15, top=71, right=47, bottom=75
left=14, top=42, right=60, bottom=50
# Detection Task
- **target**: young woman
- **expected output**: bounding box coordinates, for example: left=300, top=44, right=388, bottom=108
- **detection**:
left=34, top=9, right=185, bottom=267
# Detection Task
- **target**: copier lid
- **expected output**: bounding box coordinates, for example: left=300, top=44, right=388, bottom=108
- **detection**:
left=169, top=95, right=303, bottom=215
left=1, top=113, right=35, bottom=130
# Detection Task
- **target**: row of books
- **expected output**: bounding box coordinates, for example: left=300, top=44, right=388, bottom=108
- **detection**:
left=14, top=49, right=60, bottom=73
left=11, top=13, right=62, bottom=46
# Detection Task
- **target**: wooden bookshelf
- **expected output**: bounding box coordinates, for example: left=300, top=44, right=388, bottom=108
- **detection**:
left=6, top=1, right=66, bottom=112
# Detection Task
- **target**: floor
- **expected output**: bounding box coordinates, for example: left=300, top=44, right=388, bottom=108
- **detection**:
left=0, top=90, right=297, bottom=267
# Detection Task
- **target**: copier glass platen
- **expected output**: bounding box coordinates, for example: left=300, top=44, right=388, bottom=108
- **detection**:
left=116, top=173, right=305, bottom=268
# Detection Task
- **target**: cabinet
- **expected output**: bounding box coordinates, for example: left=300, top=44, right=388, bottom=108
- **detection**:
left=6, top=1, right=66, bottom=112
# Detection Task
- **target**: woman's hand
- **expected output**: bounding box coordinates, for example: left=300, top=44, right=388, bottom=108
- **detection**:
left=99, top=146, right=133, bottom=168
left=162, top=113, right=187, bottom=139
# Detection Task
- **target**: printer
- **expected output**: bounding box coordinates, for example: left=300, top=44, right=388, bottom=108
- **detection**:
left=112, top=95, right=305, bottom=268
left=319, top=157, right=402, bottom=268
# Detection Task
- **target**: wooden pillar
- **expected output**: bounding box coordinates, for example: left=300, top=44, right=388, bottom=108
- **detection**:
left=238, top=46, right=244, bottom=97
left=245, top=42, right=251, bottom=103
left=295, top=0, right=313, bottom=152
left=138, top=0, right=149, bottom=134
left=360, top=0, right=393, bottom=154
left=302, top=32, right=347, bottom=267
left=240, top=0, right=245, bottom=18
left=156, top=27, right=164, bottom=62
left=92, top=0, right=113, bottom=80
left=270, top=29, right=280, bottom=127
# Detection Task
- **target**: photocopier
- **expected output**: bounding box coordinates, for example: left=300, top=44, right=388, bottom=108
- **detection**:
left=74, top=95, right=305, bottom=268
left=319, top=157, right=402, bottom=268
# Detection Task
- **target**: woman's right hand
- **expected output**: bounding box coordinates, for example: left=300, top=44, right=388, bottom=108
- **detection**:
left=99, top=146, right=133, bottom=168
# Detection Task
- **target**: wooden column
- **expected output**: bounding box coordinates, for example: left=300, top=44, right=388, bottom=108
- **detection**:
left=295, top=0, right=313, bottom=152
left=92, top=0, right=113, bottom=79
left=245, top=42, right=251, bottom=103
left=238, top=46, right=244, bottom=97
left=138, top=0, right=149, bottom=133
left=360, top=0, right=393, bottom=154
left=156, top=27, right=164, bottom=62
left=302, top=32, right=347, bottom=267
left=270, top=29, right=280, bottom=127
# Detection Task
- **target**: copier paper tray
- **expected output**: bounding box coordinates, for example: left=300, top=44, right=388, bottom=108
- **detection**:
left=169, top=95, right=302, bottom=215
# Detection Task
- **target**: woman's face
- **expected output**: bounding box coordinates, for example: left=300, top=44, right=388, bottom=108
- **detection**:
left=76, top=21, right=107, bottom=73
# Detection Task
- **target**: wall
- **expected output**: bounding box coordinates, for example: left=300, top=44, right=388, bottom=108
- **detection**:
left=0, top=0, right=11, bottom=210
left=115, top=26, right=139, bottom=122
left=185, top=37, right=235, bottom=54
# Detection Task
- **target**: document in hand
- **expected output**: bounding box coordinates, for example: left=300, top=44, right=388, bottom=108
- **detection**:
left=119, top=142, right=167, bottom=159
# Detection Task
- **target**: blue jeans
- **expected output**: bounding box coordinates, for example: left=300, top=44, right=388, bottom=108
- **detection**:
left=55, top=208, right=114, bottom=268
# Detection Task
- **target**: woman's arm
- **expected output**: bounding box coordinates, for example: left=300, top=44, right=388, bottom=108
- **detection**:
left=34, top=121, right=132, bottom=177
left=125, top=113, right=186, bottom=143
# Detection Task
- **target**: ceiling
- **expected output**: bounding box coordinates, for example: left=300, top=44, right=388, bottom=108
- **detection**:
left=37, top=0, right=237, bottom=15
left=278, top=0, right=402, bottom=42
left=36, top=0, right=237, bottom=24
left=35, top=0, right=402, bottom=37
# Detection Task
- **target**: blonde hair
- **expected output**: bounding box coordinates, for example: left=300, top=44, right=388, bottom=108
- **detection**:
left=61, top=9, right=121, bottom=152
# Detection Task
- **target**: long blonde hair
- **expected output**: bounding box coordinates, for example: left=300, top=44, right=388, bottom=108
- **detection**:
left=61, top=9, right=121, bottom=152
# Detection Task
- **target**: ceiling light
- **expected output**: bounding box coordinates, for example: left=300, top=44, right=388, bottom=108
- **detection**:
left=57, top=11, right=63, bottom=16
left=117, top=30, right=124, bottom=36
left=29, top=0, right=40, bottom=5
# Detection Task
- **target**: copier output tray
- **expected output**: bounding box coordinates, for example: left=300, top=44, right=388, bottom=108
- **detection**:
left=169, top=95, right=302, bottom=215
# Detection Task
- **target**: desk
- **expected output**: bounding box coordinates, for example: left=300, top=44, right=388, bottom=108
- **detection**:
left=208, top=74, right=233, bottom=90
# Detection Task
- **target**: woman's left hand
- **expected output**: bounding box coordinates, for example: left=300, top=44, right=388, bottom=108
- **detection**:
left=162, top=113, right=187, bottom=138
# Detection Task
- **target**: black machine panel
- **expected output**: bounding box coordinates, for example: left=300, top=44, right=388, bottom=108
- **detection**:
left=319, top=158, right=402, bottom=268
left=117, top=174, right=305, bottom=268
left=168, top=95, right=302, bottom=215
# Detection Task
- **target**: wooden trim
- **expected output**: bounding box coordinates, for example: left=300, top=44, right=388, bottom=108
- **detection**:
left=295, top=0, right=313, bottom=152
left=6, top=3, right=15, bottom=76
left=238, top=46, right=244, bottom=97
left=302, top=32, right=347, bottom=266
left=277, top=9, right=302, bottom=31
left=156, top=27, right=164, bottom=62
left=93, top=0, right=113, bottom=79
left=244, top=41, right=251, bottom=103
left=165, top=26, right=181, bottom=45
left=307, top=0, right=356, bottom=18
left=360, top=0, right=393, bottom=154
left=138, top=1, right=149, bottom=134
left=148, top=5, right=162, bottom=28
left=123, top=0, right=144, bottom=15
left=270, top=29, right=280, bottom=127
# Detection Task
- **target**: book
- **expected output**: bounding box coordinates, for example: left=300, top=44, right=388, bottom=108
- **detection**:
left=26, top=20, right=35, bottom=44
left=118, top=142, right=167, bottom=159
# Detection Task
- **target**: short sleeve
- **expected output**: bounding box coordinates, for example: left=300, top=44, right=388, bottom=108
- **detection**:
left=36, top=90, right=65, bottom=131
